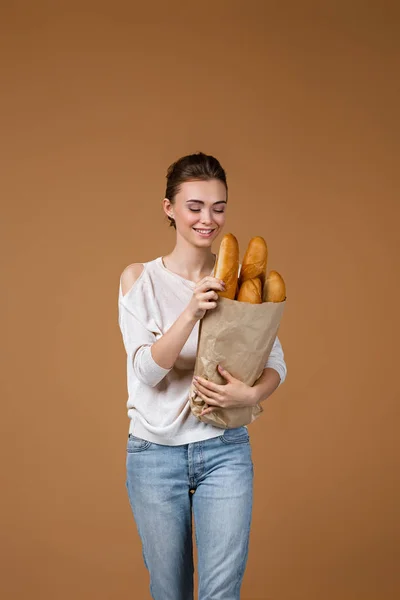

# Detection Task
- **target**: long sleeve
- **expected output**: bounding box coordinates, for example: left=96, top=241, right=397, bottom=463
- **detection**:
left=118, top=299, right=172, bottom=388
left=264, top=335, right=287, bottom=386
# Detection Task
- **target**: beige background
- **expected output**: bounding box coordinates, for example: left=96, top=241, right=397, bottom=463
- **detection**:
left=1, top=1, right=399, bottom=599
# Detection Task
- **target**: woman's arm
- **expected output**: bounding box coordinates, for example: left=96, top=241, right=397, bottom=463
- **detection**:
left=250, top=367, right=281, bottom=404
left=120, top=264, right=199, bottom=386
left=191, top=333, right=287, bottom=413
left=251, top=335, right=287, bottom=403
left=121, top=263, right=222, bottom=386
left=263, top=335, right=287, bottom=386
left=150, top=311, right=198, bottom=370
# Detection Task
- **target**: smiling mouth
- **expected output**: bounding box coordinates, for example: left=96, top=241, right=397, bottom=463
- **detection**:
left=193, top=228, right=216, bottom=233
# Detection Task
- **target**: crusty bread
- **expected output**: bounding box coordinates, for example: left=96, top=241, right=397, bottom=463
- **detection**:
left=239, top=236, right=268, bottom=287
left=236, top=277, right=262, bottom=303
left=263, top=270, right=286, bottom=302
left=214, top=233, right=239, bottom=300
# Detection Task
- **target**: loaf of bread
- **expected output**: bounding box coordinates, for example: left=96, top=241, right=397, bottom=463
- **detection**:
left=239, top=236, right=268, bottom=287
left=214, top=233, right=239, bottom=300
left=236, top=277, right=262, bottom=303
left=263, top=270, right=286, bottom=302
left=215, top=233, right=286, bottom=304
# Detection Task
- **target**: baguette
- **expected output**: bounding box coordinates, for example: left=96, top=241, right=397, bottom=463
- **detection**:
left=239, top=236, right=268, bottom=287
left=214, top=233, right=239, bottom=300
left=236, top=277, right=262, bottom=303
left=263, top=270, right=286, bottom=302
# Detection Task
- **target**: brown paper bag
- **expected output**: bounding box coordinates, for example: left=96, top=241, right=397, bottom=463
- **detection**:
left=189, top=296, right=286, bottom=428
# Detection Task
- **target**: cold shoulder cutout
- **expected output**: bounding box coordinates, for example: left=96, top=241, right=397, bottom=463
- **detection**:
left=120, top=263, right=145, bottom=297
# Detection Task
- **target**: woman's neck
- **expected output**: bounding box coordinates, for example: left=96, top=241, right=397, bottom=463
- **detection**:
left=163, top=243, right=216, bottom=282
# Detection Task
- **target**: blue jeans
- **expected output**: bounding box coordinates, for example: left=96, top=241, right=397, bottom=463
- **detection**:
left=125, top=426, right=254, bottom=600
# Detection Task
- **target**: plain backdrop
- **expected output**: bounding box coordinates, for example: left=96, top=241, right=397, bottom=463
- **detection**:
left=1, top=1, right=399, bottom=599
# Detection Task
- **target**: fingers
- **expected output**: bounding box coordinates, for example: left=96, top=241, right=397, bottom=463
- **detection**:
left=195, top=392, right=221, bottom=406
left=194, top=377, right=221, bottom=394
left=189, top=277, right=225, bottom=320
left=196, top=277, right=225, bottom=293
left=193, top=379, right=221, bottom=400
left=200, top=301, right=217, bottom=310
left=196, top=289, right=219, bottom=311
left=202, top=290, right=219, bottom=301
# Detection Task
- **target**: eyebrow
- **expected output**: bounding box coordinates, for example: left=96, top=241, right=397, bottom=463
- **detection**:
left=186, top=199, right=227, bottom=205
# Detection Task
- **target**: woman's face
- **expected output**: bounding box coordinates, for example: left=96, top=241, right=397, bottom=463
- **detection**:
left=164, top=179, right=227, bottom=246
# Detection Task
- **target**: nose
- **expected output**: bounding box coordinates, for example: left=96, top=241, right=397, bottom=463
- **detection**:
left=199, top=210, right=214, bottom=225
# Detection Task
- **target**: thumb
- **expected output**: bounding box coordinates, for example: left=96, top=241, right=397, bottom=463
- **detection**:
left=218, top=364, right=234, bottom=381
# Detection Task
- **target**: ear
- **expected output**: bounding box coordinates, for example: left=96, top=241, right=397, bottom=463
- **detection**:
left=162, top=198, right=174, bottom=220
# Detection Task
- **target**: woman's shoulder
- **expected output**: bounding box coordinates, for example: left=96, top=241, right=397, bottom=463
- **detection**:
left=120, top=262, right=145, bottom=297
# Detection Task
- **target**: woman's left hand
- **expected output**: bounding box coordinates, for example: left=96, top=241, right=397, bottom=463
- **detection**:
left=192, top=365, right=256, bottom=416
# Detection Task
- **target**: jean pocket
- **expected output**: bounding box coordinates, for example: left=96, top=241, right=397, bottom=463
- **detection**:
left=220, top=426, right=250, bottom=445
left=126, top=434, right=152, bottom=452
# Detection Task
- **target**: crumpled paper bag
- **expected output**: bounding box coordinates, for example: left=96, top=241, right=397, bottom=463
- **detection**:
left=189, top=296, right=286, bottom=428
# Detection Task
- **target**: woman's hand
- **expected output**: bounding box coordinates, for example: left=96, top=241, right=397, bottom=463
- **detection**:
left=192, top=365, right=257, bottom=415
left=185, top=276, right=226, bottom=322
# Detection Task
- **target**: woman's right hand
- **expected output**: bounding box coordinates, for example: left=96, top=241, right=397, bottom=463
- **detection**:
left=185, top=276, right=226, bottom=322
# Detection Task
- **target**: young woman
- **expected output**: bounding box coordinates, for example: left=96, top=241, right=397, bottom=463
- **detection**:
left=118, top=152, right=287, bottom=600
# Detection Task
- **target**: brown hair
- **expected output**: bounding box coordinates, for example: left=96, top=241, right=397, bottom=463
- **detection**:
left=165, top=152, right=228, bottom=229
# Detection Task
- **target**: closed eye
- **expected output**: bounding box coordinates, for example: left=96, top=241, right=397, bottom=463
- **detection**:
left=189, top=208, right=225, bottom=213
